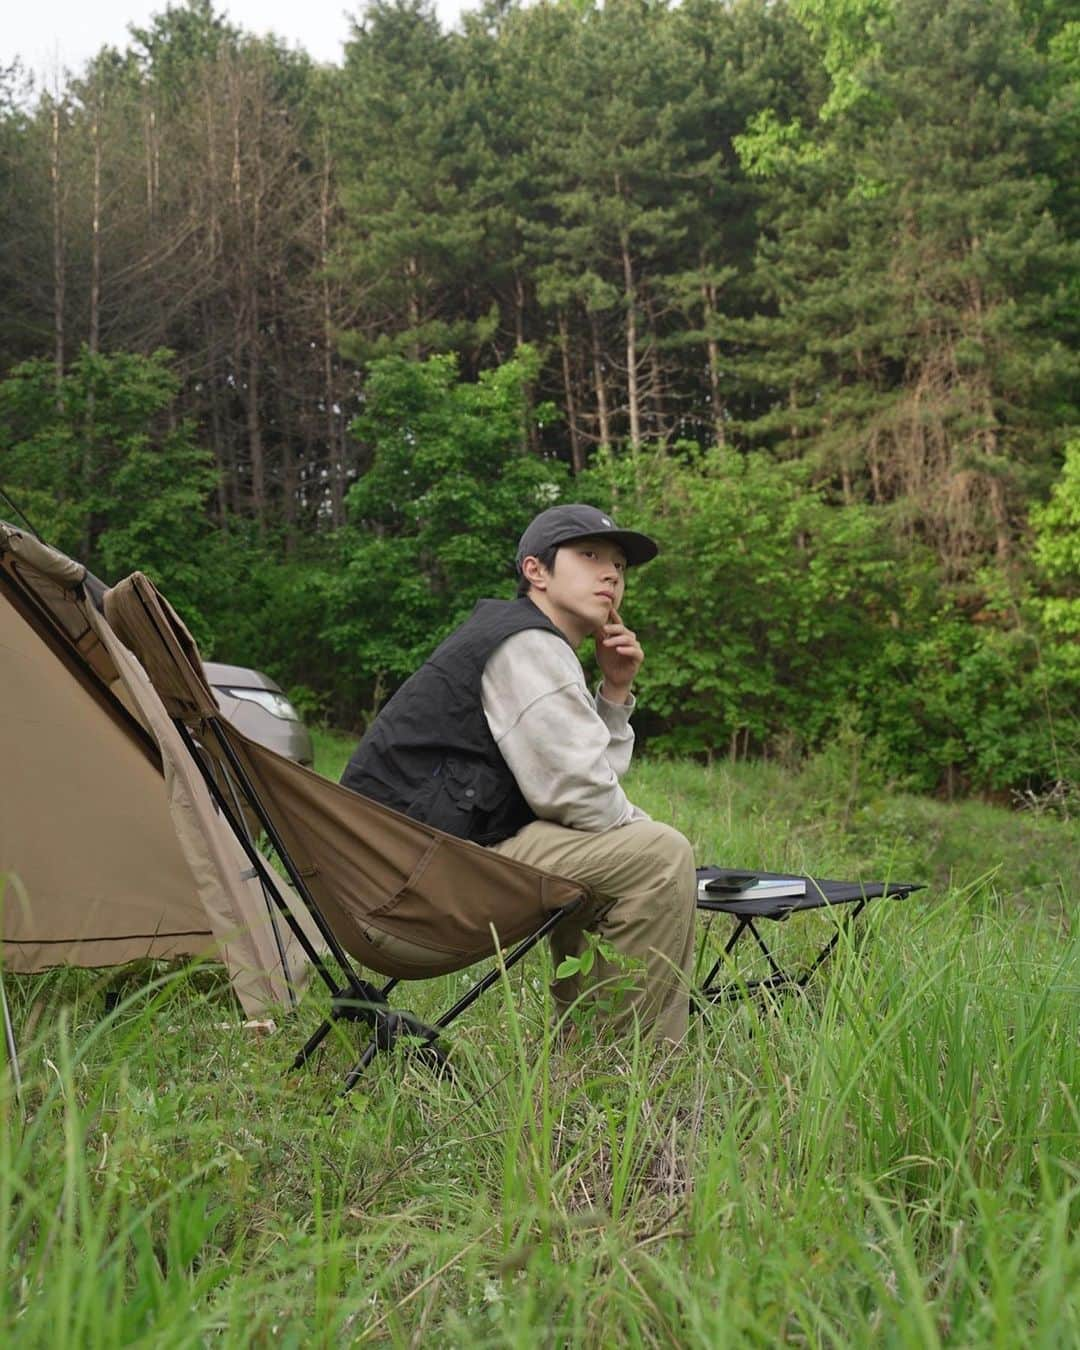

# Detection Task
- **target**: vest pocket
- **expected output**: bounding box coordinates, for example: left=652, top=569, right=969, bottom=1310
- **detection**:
left=407, top=757, right=504, bottom=840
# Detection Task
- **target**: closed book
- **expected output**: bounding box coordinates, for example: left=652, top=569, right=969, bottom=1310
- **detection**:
left=699, top=877, right=807, bottom=901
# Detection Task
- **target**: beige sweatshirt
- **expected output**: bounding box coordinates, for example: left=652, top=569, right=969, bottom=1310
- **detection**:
left=480, top=628, right=649, bottom=833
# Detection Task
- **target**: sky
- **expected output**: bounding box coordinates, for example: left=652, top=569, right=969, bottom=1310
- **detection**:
left=5, top=0, right=468, bottom=85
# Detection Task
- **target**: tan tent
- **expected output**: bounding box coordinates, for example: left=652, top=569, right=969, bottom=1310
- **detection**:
left=0, top=522, right=316, bottom=1014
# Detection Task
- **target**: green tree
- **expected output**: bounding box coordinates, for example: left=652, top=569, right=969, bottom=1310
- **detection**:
left=334, top=0, right=492, bottom=363
left=0, top=348, right=217, bottom=617
left=322, top=346, right=569, bottom=721
left=579, top=444, right=912, bottom=758
left=735, top=0, right=1079, bottom=578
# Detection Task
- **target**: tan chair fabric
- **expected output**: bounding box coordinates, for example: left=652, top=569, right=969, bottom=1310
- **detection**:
left=1, top=525, right=316, bottom=1013
left=228, top=733, right=586, bottom=978
left=104, top=572, right=589, bottom=981
left=101, top=566, right=218, bottom=722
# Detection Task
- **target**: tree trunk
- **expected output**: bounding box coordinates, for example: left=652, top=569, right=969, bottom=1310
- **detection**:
left=513, top=271, right=526, bottom=348
left=406, top=255, right=420, bottom=359
left=247, top=326, right=266, bottom=533
left=280, top=376, right=298, bottom=555
left=143, top=102, right=157, bottom=223
left=645, top=297, right=666, bottom=441
left=321, top=140, right=345, bottom=527
left=868, top=434, right=883, bottom=503
left=702, top=276, right=725, bottom=447
left=558, top=309, right=583, bottom=474
left=203, top=300, right=230, bottom=527
left=50, top=103, right=65, bottom=384
left=89, top=103, right=101, bottom=356
left=590, top=315, right=611, bottom=450
left=620, top=230, right=641, bottom=449
left=988, top=475, right=1010, bottom=564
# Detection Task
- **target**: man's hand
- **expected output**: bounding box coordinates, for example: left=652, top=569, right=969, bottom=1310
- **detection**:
left=595, top=609, right=644, bottom=704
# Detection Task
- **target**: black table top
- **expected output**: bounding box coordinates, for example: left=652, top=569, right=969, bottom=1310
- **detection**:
left=696, top=866, right=923, bottom=921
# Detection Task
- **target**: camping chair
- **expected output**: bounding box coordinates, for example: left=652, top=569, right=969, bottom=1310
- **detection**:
left=103, top=572, right=589, bottom=1092
left=693, top=867, right=922, bottom=1007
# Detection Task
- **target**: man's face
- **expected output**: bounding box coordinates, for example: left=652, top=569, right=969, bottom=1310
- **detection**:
left=524, top=536, right=627, bottom=643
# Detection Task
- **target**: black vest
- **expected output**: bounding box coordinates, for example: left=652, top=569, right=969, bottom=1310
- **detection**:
left=340, top=597, right=572, bottom=845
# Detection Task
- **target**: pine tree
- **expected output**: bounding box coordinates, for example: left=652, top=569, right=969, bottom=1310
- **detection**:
left=334, top=0, right=491, bottom=362
left=735, top=0, right=1079, bottom=576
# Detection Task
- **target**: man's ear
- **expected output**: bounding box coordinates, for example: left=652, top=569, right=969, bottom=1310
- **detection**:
left=520, top=555, right=549, bottom=590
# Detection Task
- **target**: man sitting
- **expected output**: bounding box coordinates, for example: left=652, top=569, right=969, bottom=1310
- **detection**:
left=341, top=504, right=696, bottom=1042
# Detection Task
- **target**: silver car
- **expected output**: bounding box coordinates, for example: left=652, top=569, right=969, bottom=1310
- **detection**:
left=203, top=661, right=314, bottom=766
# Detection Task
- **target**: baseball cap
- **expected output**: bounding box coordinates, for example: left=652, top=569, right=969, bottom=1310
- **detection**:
left=515, top=504, right=659, bottom=570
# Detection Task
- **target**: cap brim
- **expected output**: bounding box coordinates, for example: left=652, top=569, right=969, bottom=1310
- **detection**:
left=544, top=525, right=658, bottom=567
left=515, top=514, right=660, bottom=570
left=601, top=529, right=659, bottom=566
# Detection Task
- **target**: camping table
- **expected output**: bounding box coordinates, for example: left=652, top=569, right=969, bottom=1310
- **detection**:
left=694, top=867, right=922, bottom=1005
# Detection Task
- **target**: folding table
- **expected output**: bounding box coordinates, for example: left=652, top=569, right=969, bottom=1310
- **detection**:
left=694, top=867, right=922, bottom=1005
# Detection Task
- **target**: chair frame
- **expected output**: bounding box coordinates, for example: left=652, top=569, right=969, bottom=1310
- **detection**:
left=174, top=716, right=584, bottom=1092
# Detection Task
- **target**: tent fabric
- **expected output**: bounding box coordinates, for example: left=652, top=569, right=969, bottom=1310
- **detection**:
left=1, top=571, right=215, bottom=968
left=105, top=572, right=590, bottom=981
left=1, top=524, right=85, bottom=589
left=0, top=523, right=315, bottom=1013
left=83, top=595, right=321, bottom=1010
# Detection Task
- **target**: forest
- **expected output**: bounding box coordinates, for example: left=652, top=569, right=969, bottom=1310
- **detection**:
left=1, top=0, right=1077, bottom=798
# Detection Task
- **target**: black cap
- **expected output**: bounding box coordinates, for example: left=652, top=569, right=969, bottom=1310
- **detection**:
left=515, top=504, right=659, bottom=570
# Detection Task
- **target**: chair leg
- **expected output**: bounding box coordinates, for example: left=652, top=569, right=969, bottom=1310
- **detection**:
left=334, top=902, right=584, bottom=1094
left=428, top=899, right=582, bottom=1036
left=290, top=1015, right=337, bottom=1071
left=288, top=978, right=396, bottom=1073
left=341, top=1009, right=451, bottom=1095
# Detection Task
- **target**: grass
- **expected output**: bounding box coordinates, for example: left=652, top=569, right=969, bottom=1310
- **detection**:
left=2, top=736, right=1077, bottom=1345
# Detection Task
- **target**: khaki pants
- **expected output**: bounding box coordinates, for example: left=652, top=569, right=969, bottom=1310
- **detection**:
left=359, top=819, right=697, bottom=1044
left=493, top=818, right=697, bottom=1043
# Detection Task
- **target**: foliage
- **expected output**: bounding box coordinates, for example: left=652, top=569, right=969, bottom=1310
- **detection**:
left=1033, top=439, right=1080, bottom=641
left=0, top=348, right=218, bottom=623
left=576, top=442, right=1075, bottom=793
left=581, top=445, right=909, bottom=756
left=733, top=0, right=1079, bottom=584
left=319, top=346, right=569, bottom=717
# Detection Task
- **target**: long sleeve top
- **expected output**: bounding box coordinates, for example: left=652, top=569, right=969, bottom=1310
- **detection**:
left=480, top=627, right=649, bottom=832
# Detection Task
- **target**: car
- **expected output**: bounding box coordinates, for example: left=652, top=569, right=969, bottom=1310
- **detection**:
left=203, top=661, right=315, bottom=767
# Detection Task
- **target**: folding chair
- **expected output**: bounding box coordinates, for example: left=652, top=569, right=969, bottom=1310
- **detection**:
left=694, top=867, right=922, bottom=1005
left=103, top=572, right=589, bottom=1093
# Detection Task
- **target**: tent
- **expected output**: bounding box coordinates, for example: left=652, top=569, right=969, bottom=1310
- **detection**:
left=0, top=521, right=317, bottom=1014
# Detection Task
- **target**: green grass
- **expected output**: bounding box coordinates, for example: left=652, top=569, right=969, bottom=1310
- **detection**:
left=2, top=742, right=1077, bottom=1345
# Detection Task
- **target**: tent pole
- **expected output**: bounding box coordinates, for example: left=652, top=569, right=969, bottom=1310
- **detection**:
left=0, top=971, right=23, bottom=1110
left=202, top=716, right=371, bottom=987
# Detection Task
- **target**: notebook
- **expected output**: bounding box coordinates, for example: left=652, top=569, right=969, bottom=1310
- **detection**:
left=698, top=874, right=807, bottom=901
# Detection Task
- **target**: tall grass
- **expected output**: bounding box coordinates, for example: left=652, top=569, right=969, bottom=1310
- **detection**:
left=2, top=749, right=1077, bottom=1345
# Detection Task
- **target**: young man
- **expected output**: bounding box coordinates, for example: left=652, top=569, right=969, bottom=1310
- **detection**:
left=341, top=504, right=697, bottom=1041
